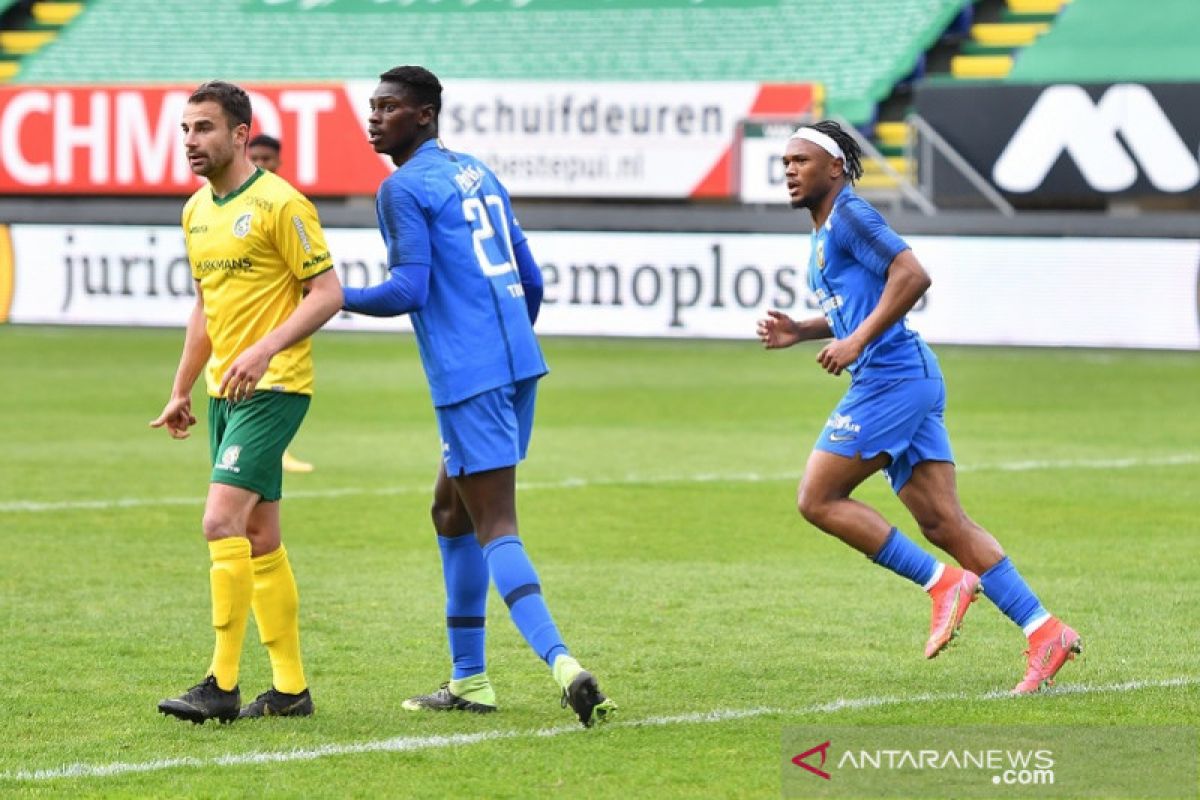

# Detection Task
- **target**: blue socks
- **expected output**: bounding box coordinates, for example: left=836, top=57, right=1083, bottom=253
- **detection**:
left=437, top=534, right=488, bottom=680
left=873, top=530, right=1050, bottom=636
left=872, top=527, right=939, bottom=587
left=482, top=535, right=568, bottom=665
left=980, top=556, right=1048, bottom=633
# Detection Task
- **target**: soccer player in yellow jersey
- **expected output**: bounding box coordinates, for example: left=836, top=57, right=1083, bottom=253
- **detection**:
left=150, top=81, right=343, bottom=724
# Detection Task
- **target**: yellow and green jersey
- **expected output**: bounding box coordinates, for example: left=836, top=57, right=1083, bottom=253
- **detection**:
left=182, top=168, right=334, bottom=397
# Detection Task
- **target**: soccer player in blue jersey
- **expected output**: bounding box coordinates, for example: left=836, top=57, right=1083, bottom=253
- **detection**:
left=757, top=120, right=1080, bottom=694
left=340, top=65, right=615, bottom=727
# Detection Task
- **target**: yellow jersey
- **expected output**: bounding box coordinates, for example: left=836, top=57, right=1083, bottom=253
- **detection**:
left=182, top=168, right=334, bottom=397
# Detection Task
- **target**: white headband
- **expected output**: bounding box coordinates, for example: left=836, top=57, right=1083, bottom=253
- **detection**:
left=789, top=127, right=845, bottom=162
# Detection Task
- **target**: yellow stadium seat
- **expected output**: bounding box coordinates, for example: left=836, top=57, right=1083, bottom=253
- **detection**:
left=0, top=61, right=19, bottom=81
left=874, top=122, right=910, bottom=149
left=32, top=2, right=84, bottom=26
left=1007, top=0, right=1067, bottom=13
left=863, top=155, right=912, bottom=175
left=970, top=22, right=1049, bottom=47
left=857, top=173, right=901, bottom=189
left=0, top=29, right=57, bottom=55
left=950, top=54, right=1014, bottom=79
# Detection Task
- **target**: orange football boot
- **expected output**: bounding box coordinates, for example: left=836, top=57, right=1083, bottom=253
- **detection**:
left=1012, top=617, right=1082, bottom=695
left=924, top=565, right=981, bottom=658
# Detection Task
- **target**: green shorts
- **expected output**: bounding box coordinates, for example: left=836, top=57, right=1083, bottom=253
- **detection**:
left=208, top=391, right=310, bottom=502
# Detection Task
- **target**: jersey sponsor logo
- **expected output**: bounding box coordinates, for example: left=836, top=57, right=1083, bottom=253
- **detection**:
left=188, top=225, right=208, bottom=235
left=825, top=412, right=861, bottom=443
left=232, top=212, right=253, bottom=239
left=302, top=251, right=331, bottom=271
left=993, top=84, right=1200, bottom=194
left=814, top=287, right=843, bottom=315
left=453, top=163, right=486, bottom=195
left=816, top=240, right=826, bottom=270
left=291, top=215, right=313, bottom=253
left=194, top=257, right=252, bottom=273
left=216, top=444, right=242, bottom=473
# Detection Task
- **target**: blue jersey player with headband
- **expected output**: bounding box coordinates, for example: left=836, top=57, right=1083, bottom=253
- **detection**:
left=342, top=66, right=615, bottom=727
left=756, top=120, right=1080, bottom=695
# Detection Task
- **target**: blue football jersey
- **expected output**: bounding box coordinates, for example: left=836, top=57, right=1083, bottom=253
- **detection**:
left=807, top=186, right=940, bottom=380
left=377, top=139, right=548, bottom=406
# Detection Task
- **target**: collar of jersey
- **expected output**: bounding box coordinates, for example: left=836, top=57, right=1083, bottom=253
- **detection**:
left=211, top=167, right=265, bottom=207
left=824, top=183, right=856, bottom=229
left=414, top=138, right=442, bottom=157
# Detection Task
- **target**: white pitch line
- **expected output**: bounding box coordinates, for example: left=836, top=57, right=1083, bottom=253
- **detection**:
left=2, top=453, right=1197, bottom=514
left=4, top=676, right=1197, bottom=783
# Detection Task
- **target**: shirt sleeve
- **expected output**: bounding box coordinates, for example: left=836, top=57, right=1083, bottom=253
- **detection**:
left=182, top=199, right=199, bottom=280
left=834, top=199, right=909, bottom=278
left=342, top=264, right=430, bottom=317
left=500, top=182, right=527, bottom=250
left=376, top=176, right=432, bottom=269
left=277, top=195, right=334, bottom=281
left=513, top=238, right=543, bottom=324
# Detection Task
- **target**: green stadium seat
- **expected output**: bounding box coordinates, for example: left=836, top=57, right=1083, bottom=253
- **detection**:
left=1008, top=0, right=1200, bottom=82
left=15, top=0, right=972, bottom=127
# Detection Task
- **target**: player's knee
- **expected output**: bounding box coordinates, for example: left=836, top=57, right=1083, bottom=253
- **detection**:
left=796, top=486, right=830, bottom=528
left=430, top=501, right=468, bottom=537
left=917, top=509, right=967, bottom=548
left=430, top=502, right=449, bottom=534
left=202, top=512, right=240, bottom=541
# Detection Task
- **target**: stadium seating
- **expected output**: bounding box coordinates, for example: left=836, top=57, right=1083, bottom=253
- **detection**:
left=15, top=0, right=970, bottom=126
left=0, top=1, right=81, bottom=82
left=947, top=0, right=1068, bottom=80
left=1008, top=0, right=1200, bottom=81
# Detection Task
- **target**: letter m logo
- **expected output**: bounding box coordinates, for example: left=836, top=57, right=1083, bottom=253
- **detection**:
left=992, top=84, right=1199, bottom=193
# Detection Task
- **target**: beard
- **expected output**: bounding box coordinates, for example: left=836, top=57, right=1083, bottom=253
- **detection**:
left=790, top=195, right=810, bottom=209
left=189, top=148, right=233, bottom=178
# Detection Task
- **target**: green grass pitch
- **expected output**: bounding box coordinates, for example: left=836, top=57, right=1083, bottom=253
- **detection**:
left=1, top=325, right=1197, bottom=798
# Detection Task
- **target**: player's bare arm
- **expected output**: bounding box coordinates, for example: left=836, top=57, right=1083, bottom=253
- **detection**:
left=757, top=309, right=833, bottom=349
left=150, top=283, right=211, bottom=439
left=219, top=269, right=343, bottom=402
left=816, top=249, right=930, bottom=375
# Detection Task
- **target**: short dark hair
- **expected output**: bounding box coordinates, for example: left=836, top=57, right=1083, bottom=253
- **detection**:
left=249, top=133, right=281, bottom=152
left=188, top=80, right=252, bottom=130
left=809, top=119, right=864, bottom=184
left=378, top=65, right=443, bottom=118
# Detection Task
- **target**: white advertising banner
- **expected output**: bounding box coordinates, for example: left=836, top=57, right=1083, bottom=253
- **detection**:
left=2, top=224, right=1197, bottom=350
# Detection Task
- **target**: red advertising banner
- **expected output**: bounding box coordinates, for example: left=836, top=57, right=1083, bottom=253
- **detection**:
left=0, top=84, right=388, bottom=196
left=0, top=81, right=818, bottom=198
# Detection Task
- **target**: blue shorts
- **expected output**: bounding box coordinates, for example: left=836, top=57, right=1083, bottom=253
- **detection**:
left=435, top=378, right=538, bottom=477
left=815, top=377, right=954, bottom=493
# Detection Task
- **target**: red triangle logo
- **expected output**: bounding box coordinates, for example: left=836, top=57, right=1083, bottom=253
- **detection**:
left=792, top=740, right=832, bottom=780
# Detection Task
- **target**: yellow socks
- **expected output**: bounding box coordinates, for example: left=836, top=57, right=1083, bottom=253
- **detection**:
left=207, top=537, right=253, bottom=691
left=251, top=545, right=307, bottom=694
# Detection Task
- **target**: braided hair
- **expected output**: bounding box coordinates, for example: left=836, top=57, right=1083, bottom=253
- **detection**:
left=809, top=119, right=864, bottom=184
